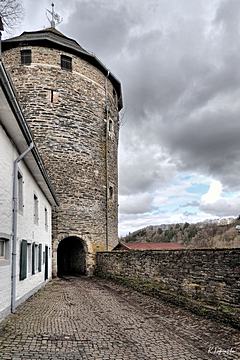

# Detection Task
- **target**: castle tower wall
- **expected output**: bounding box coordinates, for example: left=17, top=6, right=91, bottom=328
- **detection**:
left=3, top=35, right=121, bottom=275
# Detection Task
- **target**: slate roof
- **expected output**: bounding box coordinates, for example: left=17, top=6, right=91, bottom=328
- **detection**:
left=112, top=242, right=185, bottom=251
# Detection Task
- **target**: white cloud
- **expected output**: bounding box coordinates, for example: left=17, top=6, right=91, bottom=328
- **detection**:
left=119, top=192, right=155, bottom=215
left=201, top=180, right=223, bottom=204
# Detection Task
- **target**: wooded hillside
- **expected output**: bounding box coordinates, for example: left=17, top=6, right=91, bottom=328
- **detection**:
left=121, top=218, right=240, bottom=248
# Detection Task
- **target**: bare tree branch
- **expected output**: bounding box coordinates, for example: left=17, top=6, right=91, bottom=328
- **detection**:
left=0, top=0, right=23, bottom=32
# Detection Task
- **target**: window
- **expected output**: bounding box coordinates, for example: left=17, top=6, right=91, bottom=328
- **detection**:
left=0, top=239, right=5, bottom=258
left=34, top=245, right=38, bottom=273
left=45, top=208, right=48, bottom=230
left=32, top=242, right=35, bottom=275
left=34, top=194, right=39, bottom=224
left=49, top=89, right=58, bottom=103
left=0, top=237, right=10, bottom=263
left=108, top=119, right=113, bottom=133
left=21, top=49, right=31, bottom=65
left=112, top=88, right=118, bottom=106
left=20, top=240, right=27, bottom=280
left=18, top=171, right=23, bottom=213
left=108, top=185, right=114, bottom=200
left=50, top=89, right=54, bottom=103
left=27, top=244, right=31, bottom=275
left=38, top=244, right=42, bottom=272
left=61, top=55, right=72, bottom=71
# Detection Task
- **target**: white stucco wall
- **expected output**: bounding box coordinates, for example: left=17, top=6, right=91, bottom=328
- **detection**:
left=0, top=124, right=52, bottom=320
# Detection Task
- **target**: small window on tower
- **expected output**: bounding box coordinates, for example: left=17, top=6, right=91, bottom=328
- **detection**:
left=61, top=55, right=72, bottom=71
left=21, top=49, right=32, bottom=65
left=108, top=185, right=114, bottom=200
left=108, top=119, right=113, bottom=132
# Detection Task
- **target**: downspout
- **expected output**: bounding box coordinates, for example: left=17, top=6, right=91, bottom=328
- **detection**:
left=11, top=142, right=34, bottom=313
left=105, top=71, right=110, bottom=251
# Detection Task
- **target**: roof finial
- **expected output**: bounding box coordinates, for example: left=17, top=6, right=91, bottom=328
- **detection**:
left=46, top=2, right=63, bottom=28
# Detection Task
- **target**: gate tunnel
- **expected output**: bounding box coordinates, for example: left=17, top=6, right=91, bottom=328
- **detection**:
left=57, top=236, right=87, bottom=277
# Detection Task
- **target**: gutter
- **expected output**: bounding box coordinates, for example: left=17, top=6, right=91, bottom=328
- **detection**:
left=11, top=142, right=34, bottom=313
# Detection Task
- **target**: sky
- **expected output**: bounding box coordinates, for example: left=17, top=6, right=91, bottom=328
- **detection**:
left=6, top=0, right=240, bottom=235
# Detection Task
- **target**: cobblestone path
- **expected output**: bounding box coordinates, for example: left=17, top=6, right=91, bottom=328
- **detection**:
left=0, top=277, right=239, bottom=360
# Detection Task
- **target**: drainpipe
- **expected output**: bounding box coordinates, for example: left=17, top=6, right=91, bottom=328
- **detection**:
left=105, top=71, right=110, bottom=251
left=11, top=142, right=34, bottom=313
left=0, top=16, right=3, bottom=58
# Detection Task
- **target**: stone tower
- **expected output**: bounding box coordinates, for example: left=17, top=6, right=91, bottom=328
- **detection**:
left=2, top=28, right=123, bottom=276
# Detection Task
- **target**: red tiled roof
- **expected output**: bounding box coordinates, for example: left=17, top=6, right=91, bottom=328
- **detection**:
left=113, top=242, right=185, bottom=251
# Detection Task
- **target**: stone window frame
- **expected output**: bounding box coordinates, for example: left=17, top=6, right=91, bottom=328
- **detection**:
left=20, top=49, right=32, bottom=66
left=61, top=54, right=72, bottom=71
left=112, top=87, right=118, bottom=107
left=108, top=184, right=114, bottom=200
left=108, top=118, right=114, bottom=140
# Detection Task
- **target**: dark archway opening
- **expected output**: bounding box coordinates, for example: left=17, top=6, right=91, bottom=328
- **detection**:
left=57, top=236, right=86, bottom=277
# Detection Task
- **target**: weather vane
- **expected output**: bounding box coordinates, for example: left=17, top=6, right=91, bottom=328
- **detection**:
left=46, top=3, right=63, bottom=28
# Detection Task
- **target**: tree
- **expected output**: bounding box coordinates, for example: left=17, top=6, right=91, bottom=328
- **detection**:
left=0, top=0, right=23, bottom=32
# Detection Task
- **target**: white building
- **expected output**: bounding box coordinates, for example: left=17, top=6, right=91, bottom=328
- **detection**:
left=0, top=60, right=58, bottom=321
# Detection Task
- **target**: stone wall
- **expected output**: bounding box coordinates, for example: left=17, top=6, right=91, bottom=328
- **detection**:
left=3, top=45, right=120, bottom=275
left=96, top=249, right=240, bottom=327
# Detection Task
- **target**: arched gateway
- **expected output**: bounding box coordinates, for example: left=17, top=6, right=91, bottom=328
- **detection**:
left=57, top=237, right=87, bottom=277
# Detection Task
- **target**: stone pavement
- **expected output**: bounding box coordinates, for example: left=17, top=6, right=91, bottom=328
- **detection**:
left=0, top=277, right=239, bottom=360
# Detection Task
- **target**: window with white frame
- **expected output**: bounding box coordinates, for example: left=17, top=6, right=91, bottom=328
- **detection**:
left=18, top=171, right=23, bottom=213
left=0, top=237, right=10, bottom=264
left=0, top=239, right=5, bottom=258
left=34, top=194, right=39, bottom=224
left=27, top=243, right=31, bottom=275
left=34, top=245, right=38, bottom=273
left=44, top=207, right=48, bottom=230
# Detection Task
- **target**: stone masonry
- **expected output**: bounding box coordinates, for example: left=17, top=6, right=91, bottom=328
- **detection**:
left=96, top=248, right=240, bottom=326
left=2, top=28, right=122, bottom=275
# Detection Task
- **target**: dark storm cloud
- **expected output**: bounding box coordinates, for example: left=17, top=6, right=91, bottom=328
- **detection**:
left=60, top=0, right=134, bottom=58
left=60, top=0, right=240, bottom=200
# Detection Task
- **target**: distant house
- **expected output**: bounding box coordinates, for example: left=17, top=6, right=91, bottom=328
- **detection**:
left=112, top=242, right=185, bottom=251
left=0, top=61, right=58, bottom=321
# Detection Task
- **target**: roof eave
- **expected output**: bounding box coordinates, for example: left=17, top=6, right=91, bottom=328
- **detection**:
left=2, top=34, right=123, bottom=110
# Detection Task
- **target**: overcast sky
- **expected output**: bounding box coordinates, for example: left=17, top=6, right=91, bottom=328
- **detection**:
left=9, top=0, right=240, bottom=235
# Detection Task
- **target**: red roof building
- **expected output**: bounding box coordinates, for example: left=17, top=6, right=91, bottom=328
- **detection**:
left=112, top=242, right=185, bottom=251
